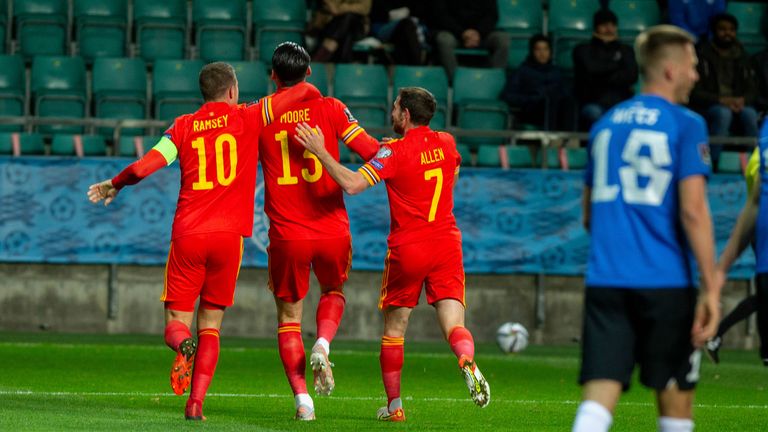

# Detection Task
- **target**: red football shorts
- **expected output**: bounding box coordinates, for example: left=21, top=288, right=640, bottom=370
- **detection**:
left=161, top=232, right=244, bottom=311
left=268, top=236, right=352, bottom=303
left=378, top=237, right=465, bottom=310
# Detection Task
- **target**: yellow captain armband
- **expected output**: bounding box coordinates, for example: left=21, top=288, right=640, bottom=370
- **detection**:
left=151, top=136, right=179, bottom=165
left=746, top=147, right=759, bottom=195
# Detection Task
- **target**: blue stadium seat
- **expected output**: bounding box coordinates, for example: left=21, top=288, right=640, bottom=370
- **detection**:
left=31, top=56, right=87, bottom=134
left=453, top=67, right=509, bottom=148
left=13, top=0, right=67, bottom=58
left=134, top=0, right=187, bottom=61
left=74, top=0, right=128, bottom=62
left=392, top=66, right=449, bottom=129
left=92, top=57, right=147, bottom=136
left=193, top=0, right=247, bottom=62
left=153, top=59, right=205, bottom=121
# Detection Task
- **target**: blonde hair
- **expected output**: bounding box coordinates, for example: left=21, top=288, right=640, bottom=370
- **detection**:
left=635, top=25, right=695, bottom=81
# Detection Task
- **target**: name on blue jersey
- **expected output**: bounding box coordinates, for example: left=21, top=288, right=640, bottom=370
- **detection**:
left=610, top=106, right=660, bottom=126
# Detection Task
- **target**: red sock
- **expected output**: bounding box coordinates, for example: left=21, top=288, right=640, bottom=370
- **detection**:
left=316, top=291, right=346, bottom=342
left=380, top=336, right=404, bottom=405
left=278, top=323, right=307, bottom=395
left=189, top=328, right=220, bottom=405
left=164, top=320, right=192, bottom=352
left=448, top=326, right=475, bottom=361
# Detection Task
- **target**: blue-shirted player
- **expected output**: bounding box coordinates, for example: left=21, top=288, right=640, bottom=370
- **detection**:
left=572, top=25, right=722, bottom=432
left=715, top=121, right=768, bottom=365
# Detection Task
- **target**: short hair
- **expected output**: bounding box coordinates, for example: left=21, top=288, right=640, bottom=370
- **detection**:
left=635, top=25, right=695, bottom=79
left=528, top=34, right=551, bottom=53
left=593, top=8, right=618, bottom=29
left=397, top=87, right=436, bottom=126
left=199, top=62, right=237, bottom=101
left=710, top=13, right=738, bottom=32
left=272, top=42, right=310, bottom=86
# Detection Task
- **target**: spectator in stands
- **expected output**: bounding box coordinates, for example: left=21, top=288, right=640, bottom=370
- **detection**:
left=690, top=13, right=759, bottom=170
left=309, top=0, right=372, bottom=63
left=431, top=0, right=510, bottom=81
left=668, top=0, right=725, bottom=41
left=572, top=9, right=638, bottom=131
left=500, top=34, right=574, bottom=131
left=370, top=1, right=430, bottom=65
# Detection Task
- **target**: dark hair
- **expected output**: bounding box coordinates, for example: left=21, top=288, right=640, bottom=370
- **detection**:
left=593, top=8, right=618, bottom=29
left=199, top=62, right=236, bottom=101
left=635, top=25, right=695, bottom=79
left=272, top=42, right=310, bottom=86
left=397, top=87, right=436, bottom=126
left=710, top=13, right=738, bottom=32
left=527, top=34, right=551, bottom=62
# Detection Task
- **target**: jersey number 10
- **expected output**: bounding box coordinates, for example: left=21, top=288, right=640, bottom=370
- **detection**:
left=192, top=133, right=238, bottom=190
left=591, top=128, right=673, bottom=206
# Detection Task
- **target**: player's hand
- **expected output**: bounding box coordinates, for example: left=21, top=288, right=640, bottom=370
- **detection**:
left=295, top=122, right=326, bottom=156
left=87, top=179, right=118, bottom=206
left=691, top=290, right=721, bottom=348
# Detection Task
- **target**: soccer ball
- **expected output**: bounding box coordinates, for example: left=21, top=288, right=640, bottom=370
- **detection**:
left=496, top=322, right=529, bottom=353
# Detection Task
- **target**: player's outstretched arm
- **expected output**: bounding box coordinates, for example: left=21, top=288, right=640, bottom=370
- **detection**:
left=295, top=122, right=370, bottom=195
left=679, top=175, right=721, bottom=347
left=87, top=180, right=119, bottom=206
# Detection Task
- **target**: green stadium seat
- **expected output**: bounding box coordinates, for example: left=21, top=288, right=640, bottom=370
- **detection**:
left=307, top=63, right=329, bottom=96
left=231, top=61, right=269, bottom=103
left=252, top=0, right=306, bottom=63
left=338, top=140, right=352, bottom=163
left=153, top=59, right=205, bottom=122
left=507, top=145, right=534, bottom=168
left=727, top=2, right=768, bottom=54
left=0, top=55, right=25, bottom=131
left=392, top=66, right=449, bottom=129
left=476, top=144, right=503, bottom=167
left=457, top=143, right=473, bottom=166
left=117, top=135, right=159, bottom=157
left=20, top=132, right=45, bottom=154
left=718, top=151, right=746, bottom=174
left=13, top=0, right=67, bottom=58
left=496, top=0, right=543, bottom=37
left=565, top=147, right=588, bottom=170
left=193, top=0, right=247, bottom=62
left=508, top=39, right=529, bottom=69
left=31, top=56, right=87, bottom=134
left=134, top=0, right=187, bottom=62
left=535, top=147, right=562, bottom=168
left=549, top=0, right=601, bottom=69
left=0, top=132, right=15, bottom=154
left=74, top=0, right=127, bottom=62
left=334, top=64, right=389, bottom=133
left=93, top=57, right=148, bottom=136
left=52, top=134, right=108, bottom=156
left=453, top=67, right=509, bottom=148
left=612, top=0, right=661, bottom=42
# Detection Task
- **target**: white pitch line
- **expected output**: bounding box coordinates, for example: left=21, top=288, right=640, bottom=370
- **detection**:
left=1, top=390, right=766, bottom=410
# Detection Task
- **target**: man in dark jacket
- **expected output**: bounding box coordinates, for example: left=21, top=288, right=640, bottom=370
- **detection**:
left=431, top=0, right=510, bottom=81
left=690, top=13, right=759, bottom=169
left=573, top=9, right=638, bottom=130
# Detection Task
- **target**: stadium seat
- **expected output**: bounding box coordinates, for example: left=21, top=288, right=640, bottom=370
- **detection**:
left=476, top=144, right=503, bottom=167
left=231, top=61, right=269, bottom=103
left=727, top=2, right=768, bottom=54
left=611, top=0, right=661, bottom=42
left=0, top=132, right=14, bottom=154
left=536, top=147, right=562, bottom=169
left=153, top=59, right=205, bottom=122
left=333, top=64, right=389, bottom=134
left=134, top=0, right=187, bottom=62
left=392, top=66, right=449, bottom=129
left=508, top=39, right=529, bottom=69
left=117, top=135, right=159, bottom=157
left=507, top=145, right=534, bottom=168
left=74, top=0, right=128, bottom=62
left=193, top=0, right=247, bottom=62
left=5, top=132, right=45, bottom=154
left=252, top=0, right=306, bottom=63
left=307, top=63, right=329, bottom=96
left=0, top=55, right=26, bottom=131
left=0, top=0, right=8, bottom=54
left=549, top=0, right=602, bottom=69
left=338, top=140, right=352, bottom=163
left=453, top=67, right=509, bottom=147
left=92, top=57, right=148, bottom=136
left=13, top=0, right=67, bottom=58
left=456, top=143, right=473, bottom=166
left=52, top=134, right=108, bottom=156
left=718, top=151, right=746, bottom=174
left=565, top=147, right=588, bottom=170
left=31, top=56, right=87, bottom=134
left=496, top=0, right=543, bottom=37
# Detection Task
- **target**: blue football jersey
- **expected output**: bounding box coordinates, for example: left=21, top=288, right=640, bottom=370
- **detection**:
left=585, top=94, right=711, bottom=288
left=755, top=120, right=768, bottom=273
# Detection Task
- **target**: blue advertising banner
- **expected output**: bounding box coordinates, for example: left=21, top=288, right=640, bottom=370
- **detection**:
left=0, top=157, right=753, bottom=278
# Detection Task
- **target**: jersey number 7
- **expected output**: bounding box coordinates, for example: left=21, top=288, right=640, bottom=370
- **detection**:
left=424, top=168, right=443, bottom=222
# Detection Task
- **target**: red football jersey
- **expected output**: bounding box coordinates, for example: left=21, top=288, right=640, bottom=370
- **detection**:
left=259, top=82, right=380, bottom=240
left=163, top=90, right=305, bottom=240
left=359, top=126, right=462, bottom=247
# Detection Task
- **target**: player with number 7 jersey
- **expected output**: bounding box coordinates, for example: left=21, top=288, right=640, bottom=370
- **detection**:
left=86, top=62, right=310, bottom=421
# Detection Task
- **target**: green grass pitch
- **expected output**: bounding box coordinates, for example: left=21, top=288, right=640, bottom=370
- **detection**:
left=1, top=332, right=767, bottom=431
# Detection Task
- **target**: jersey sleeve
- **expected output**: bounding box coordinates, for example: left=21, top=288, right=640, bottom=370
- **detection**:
left=358, top=144, right=397, bottom=186
left=677, top=112, right=712, bottom=180
left=330, top=98, right=380, bottom=160
left=111, top=148, right=169, bottom=190
left=162, top=118, right=184, bottom=154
